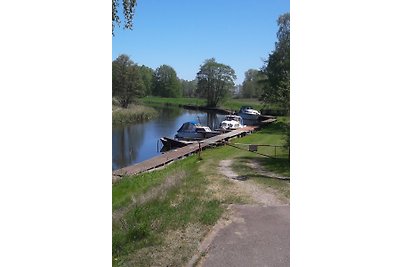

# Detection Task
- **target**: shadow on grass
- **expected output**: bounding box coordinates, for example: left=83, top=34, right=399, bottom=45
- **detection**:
left=257, top=121, right=288, bottom=134
left=240, top=156, right=290, bottom=177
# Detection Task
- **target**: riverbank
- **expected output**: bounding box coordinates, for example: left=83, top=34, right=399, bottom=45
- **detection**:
left=112, top=104, right=158, bottom=125
left=141, top=96, right=286, bottom=116
left=141, top=96, right=262, bottom=112
left=112, top=117, right=289, bottom=266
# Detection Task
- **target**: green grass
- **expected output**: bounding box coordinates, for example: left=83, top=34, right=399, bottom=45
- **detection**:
left=141, top=96, right=206, bottom=107
left=113, top=170, right=169, bottom=211
left=112, top=104, right=158, bottom=125
left=112, top=117, right=290, bottom=266
left=140, top=96, right=280, bottom=112
left=112, top=157, right=224, bottom=266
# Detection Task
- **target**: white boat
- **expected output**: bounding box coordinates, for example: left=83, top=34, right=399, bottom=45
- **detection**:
left=175, top=121, right=221, bottom=140
left=238, top=106, right=261, bottom=120
left=219, top=115, right=245, bottom=131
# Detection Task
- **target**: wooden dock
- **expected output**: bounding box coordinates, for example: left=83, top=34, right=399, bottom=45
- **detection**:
left=112, top=117, right=277, bottom=183
left=112, top=126, right=258, bottom=182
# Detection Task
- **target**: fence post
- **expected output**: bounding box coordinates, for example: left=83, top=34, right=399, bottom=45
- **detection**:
left=198, top=141, right=202, bottom=159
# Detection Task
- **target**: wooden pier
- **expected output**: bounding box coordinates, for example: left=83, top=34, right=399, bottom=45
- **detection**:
left=112, top=118, right=277, bottom=183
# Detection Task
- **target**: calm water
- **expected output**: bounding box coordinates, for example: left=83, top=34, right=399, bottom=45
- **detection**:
left=112, top=106, right=227, bottom=170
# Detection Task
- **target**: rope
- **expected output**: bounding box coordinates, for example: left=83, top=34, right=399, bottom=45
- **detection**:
left=225, top=142, right=271, bottom=158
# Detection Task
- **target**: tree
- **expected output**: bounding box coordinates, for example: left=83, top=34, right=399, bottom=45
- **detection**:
left=241, top=69, right=264, bottom=98
left=138, top=65, right=154, bottom=96
left=112, top=0, right=137, bottom=35
left=196, top=58, right=236, bottom=107
left=180, top=79, right=197, bottom=98
left=112, top=54, right=145, bottom=108
left=153, top=65, right=182, bottom=97
left=260, top=13, right=290, bottom=114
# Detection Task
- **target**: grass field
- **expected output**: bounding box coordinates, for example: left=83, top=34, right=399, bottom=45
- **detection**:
left=112, top=117, right=289, bottom=266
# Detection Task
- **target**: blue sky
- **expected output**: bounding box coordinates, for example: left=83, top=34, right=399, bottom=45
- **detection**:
left=112, top=0, right=290, bottom=84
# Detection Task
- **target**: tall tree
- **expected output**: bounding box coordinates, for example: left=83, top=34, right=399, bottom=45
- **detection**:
left=112, top=54, right=145, bottom=108
left=138, top=65, right=154, bottom=96
left=112, top=0, right=137, bottom=35
left=260, top=13, right=290, bottom=114
left=153, top=65, right=182, bottom=97
left=196, top=58, right=236, bottom=107
left=241, top=69, right=264, bottom=98
left=180, top=79, right=197, bottom=98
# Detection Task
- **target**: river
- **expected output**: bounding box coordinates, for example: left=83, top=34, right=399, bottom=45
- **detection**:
left=112, top=106, right=228, bottom=171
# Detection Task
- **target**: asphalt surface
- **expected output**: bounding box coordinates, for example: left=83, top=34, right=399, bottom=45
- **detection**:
left=200, top=205, right=290, bottom=267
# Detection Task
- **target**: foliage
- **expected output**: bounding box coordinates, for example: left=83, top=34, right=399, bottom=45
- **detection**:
left=138, top=65, right=154, bottom=96
left=180, top=79, right=197, bottom=97
left=241, top=69, right=265, bottom=98
left=196, top=58, right=237, bottom=107
left=260, top=13, right=290, bottom=115
left=112, top=0, right=137, bottom=35
left=153, top=65, right=182, bottom=97
left=112, top=54, right=145, bottom=108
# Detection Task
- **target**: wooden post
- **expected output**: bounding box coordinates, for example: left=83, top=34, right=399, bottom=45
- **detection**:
left=198, top=141, right=201, bottom=159
left=275, top=146, right=277, bottom=158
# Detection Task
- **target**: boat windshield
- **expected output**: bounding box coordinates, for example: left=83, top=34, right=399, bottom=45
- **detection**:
left=177, top=122, right=199, bottom=132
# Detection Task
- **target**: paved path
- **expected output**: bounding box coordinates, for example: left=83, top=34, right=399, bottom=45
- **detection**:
left=199, top=205, right=290, bottom=267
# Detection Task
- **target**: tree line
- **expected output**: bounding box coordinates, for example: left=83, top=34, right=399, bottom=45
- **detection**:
left=112, top=56, right=197, bottom=107
left=113, top=12, right=289, bottom=115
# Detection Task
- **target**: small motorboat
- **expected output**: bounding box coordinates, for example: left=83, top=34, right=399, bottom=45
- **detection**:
left=238, top=106, right=261, bottom=120
left=175, top=121, right=221, bottom=140
left=219, top=115, right=245, bottom=131
left=160, top=136, right=193, bottom=150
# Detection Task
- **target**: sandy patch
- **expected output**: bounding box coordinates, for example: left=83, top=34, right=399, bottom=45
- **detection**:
left=218, top=159, right=287, bottom=206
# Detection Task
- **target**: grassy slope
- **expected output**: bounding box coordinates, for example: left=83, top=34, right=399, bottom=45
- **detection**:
left=112, top=117, right=289, bottom=266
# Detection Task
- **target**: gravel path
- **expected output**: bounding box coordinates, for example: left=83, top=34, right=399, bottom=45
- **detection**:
left=188, top=159, right=290, bottom=267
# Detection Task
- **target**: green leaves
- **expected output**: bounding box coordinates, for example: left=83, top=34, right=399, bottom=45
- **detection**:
left=112, top=54, right=145, bottom=108
left=112, top=0, right=137, bottom=35
left=260, top=13, right=290, bottom=114
left=153, top=65, right=182, bottom=97
left=196, top=58, right=236, bottom=107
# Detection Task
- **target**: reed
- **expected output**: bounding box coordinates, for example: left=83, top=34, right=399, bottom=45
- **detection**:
left=112, top=104, right=158, bottom=125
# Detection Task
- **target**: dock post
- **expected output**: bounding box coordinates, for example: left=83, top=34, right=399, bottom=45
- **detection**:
left=198, top=141, right=202, bottom=159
